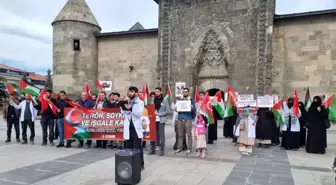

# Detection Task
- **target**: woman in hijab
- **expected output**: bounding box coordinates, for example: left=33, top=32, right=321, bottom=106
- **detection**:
left=298, top=101, right=307, bottom=147
left=305, top=96, right=328, bottom=154
left=280, top=97, right=301, bottom=150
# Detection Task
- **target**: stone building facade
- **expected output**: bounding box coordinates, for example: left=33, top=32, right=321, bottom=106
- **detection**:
left=52, top=0, right=336, bottom=98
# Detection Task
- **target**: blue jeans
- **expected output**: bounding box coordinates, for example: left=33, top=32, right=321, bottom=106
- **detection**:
left=57, top=119, right=64, bottom=144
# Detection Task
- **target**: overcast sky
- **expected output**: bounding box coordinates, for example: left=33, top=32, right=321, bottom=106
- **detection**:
left=0, top=0, right=335, bottom=75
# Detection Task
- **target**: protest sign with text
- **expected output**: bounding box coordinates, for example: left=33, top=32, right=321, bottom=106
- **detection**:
left=64, top=105, right=156, bottom=141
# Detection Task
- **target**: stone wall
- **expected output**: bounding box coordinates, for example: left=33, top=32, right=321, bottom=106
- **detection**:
left=273, top=14, right=336, bottom=99
left=53, top=21, right=100, bottom=96
left=158, top=0, right=275, bottom=96
left=97, top=33, right=158, bottom=94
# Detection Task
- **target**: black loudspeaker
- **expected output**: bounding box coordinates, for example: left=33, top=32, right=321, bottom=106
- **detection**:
left=115, top=149, right=141, bottom=185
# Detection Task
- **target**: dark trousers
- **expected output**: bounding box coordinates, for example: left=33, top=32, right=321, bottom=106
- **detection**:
left=41, top=116, right=55, bottom=143
left=150, top=122, right=165, bottom=152
left=22, top=120, right=35, bottom=142
left=7, top=117, right=20, bottom=139
left=54, top=120, right=59, bottom=139
left=79, top=140, right=92, bottom=146
left=96, top=140, right=108, bottom=147
left=126, top=123, right=144, bottom=166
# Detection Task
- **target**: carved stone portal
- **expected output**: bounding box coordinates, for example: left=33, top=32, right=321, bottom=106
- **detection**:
left=193, top=29, right=229, bottom=82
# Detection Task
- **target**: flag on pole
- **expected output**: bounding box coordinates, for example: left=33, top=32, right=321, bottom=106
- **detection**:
left=324, top=94, right=336, bottom=121
left=165, top=83, right=172, bottom=105
left=4, top=83, right=16, bottom=95
left=19, top=79, right=40, bottom=98
left=272, top=99, right=284, bottom=125
left=227, top=85, right=237, bottom=102
left=142, top=85, right=150, bottom=105
left=195, top=86, right=200, bottom=103
left=304, top=87, right=312, bottom=111
left=95, top=80, right=103, bottom=95
left=83, top=83, right=92, bottom=100
left=199, top=93, right=214, bottom=124
left=224, top=92, right=236, bottom=118
left=212, top=90, right=225, bottom=119
left=293, top=90, right=299, bottom=116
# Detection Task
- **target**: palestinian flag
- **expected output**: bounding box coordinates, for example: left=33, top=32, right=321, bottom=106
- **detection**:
left=165, top=83, right=172, bottom=105
left=199, top=93, right=214, bottom=124
left=304, top=87, right=312, bottom=111
left=224, top=92, right=236, bottom=118
left=212, top=90, right=225, bottom=119
left=19, top=79, right=40, bottom=98
left=195, top=86, right=200, bottom=103
left=142, top=85, right=150, bottom=105
left=272, top=99, right=284, bottom=125
left=5, top=83, right=17, bottom=95
left=293, top=90, right=299, bottom=116
left=324, top=94, right=336, bottom=121
left=95, top=80, right=103, bottom=95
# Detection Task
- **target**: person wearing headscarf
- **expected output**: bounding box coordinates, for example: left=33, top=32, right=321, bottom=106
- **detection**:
left=255, top=107, right=276, bottom=148
left=298, top=101, right=307, bottom=147
left=305, top=96, right=328, bottom=154
left=280, top=97, right=301, bottom=150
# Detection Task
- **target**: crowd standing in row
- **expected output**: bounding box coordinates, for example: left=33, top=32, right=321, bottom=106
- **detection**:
left=3, top=88, right=330, bottom=162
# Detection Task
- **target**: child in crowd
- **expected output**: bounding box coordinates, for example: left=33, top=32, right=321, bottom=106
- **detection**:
left=195, top=114, right=207, bottom=158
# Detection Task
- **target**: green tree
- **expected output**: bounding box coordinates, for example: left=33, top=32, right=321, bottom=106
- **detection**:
left=45, top=69, right=53, bottom=90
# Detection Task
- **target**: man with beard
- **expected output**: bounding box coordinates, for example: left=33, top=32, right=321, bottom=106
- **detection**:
left=3, top=93, right=21, bottom=143
left=148, top=87, right=170, bottom=156
left=39, top=90, right=57, bottom=146
left=77, top=92, right=95, bottom=148
left=175, top=88, right=196, bottom=154
left=305, top=96, right=328, bottom=154
left=94, top=92, right=113, bottom=149
left=280, top=97, right=301, bottom=150
left=56, top=91, right=70, bottom=148
left=123, top=86, right=145, bottom=169
left=10, top=93, right=38, bottom=144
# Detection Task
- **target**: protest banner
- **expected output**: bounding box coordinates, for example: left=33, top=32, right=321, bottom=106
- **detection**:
left=64, top=104, right=156, bottom=141
left=257, top=96, right=273, bottom=108
left=237, top=94, right=254, bottom=102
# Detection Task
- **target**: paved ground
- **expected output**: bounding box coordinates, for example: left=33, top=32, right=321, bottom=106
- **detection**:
left=0, top=120, right=335, bottom=185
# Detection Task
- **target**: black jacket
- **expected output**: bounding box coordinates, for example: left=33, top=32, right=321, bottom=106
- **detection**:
left=56, top=99, right=70, bottom=119
left=37, top=98, right=57, bottom=118
left=96, top=99, right=114, bottom=108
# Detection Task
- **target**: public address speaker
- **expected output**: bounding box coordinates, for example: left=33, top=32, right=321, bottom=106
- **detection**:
left=115, top=149, right=141, bottom=185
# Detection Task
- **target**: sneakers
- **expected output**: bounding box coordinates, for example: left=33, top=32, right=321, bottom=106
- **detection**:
left=147, top=151, right=156, bottom=155
left=30, top=140, right=34, bottom=145
left=186, top=150, right=191, bottom=155
left=16, top=139, right=21, bottom=143
left=5, top=139, right=10, bottom=143
left=21, top=141, right=28, bottom=145
left=41, top=142, right=47, bottom=146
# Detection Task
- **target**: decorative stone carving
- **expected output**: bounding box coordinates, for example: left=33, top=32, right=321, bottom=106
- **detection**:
left=193, top=29, right=229, bottom=86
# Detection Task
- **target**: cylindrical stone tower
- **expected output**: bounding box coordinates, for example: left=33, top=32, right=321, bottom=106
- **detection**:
left=52, top=0, right=101, bottom=97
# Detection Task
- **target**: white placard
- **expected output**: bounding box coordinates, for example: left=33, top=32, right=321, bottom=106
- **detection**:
left=175, top=82, right=186, bottom=98
left=176, top=100, right=191, bottom=112
left=237, top=100, right=257, bottom=108
left=272, top=94, right=279, bottom=103
left=257, top=96, right=274, bottom=108
left=238, top=94, right=254, bottom=102
left=99, top=80, right=112, bottom=91
left=225, top=92, right=239, bottom=102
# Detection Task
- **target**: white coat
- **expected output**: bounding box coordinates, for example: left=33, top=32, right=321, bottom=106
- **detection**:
left=122, top=97, right=144, bottom=140
left=280, top=102, right=301, bottom=132
left=10, top=100, right=38, bottom=122
left=235, top=114, right=257, bottom=138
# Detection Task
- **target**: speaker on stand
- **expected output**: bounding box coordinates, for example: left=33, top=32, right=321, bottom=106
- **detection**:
left=115, top=149, right=141, bottom=185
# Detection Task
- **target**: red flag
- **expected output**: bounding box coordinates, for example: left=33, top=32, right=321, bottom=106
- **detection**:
left=83, top=83, right=92, bottom=100
left=199, top=93, right=215, bottom=124
left=293, top=90, right=299, bottom=116
left=227, top=85, right=237, bottom=102
left=44, top=97, right=58, bottom=115
left=64, top=99, right=85, bottom=110
left=19, top=79, right=28, bottom=91
left=37, top=88, right=46, bottom=102
left=37, top=88, right=48, bottom=113
left=5, top=83, right=15, bottom=95
left=195, top=86, right=200, bottom=103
